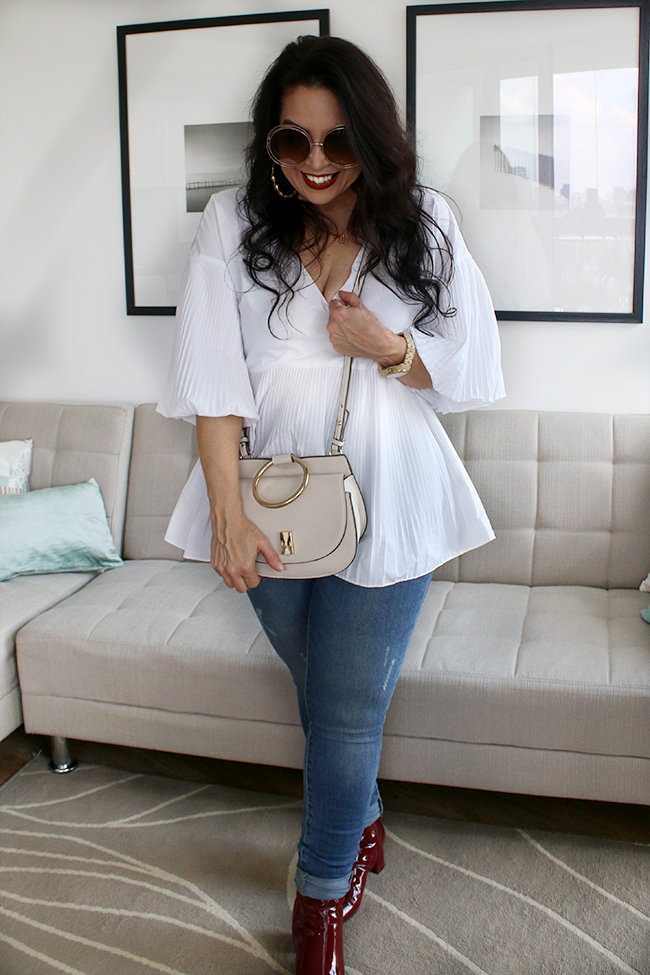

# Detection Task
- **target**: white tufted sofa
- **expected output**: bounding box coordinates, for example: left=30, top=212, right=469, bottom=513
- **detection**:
left=2, top=402, right=649, bottom=804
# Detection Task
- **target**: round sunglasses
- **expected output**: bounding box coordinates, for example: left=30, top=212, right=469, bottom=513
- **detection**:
left=266, top=124, right=358, bottom=169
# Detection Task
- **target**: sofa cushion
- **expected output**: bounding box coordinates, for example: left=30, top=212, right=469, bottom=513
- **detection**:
left=0, top=479, right=122, bottom=581
left=16, top=563, right=650, bottom=759
left=434, top=411, right=650, bottom=589
left=0, top=571, right=96, bottom=739
left=124, top=406, right=199, bottom=561
left=0, top=438, right=32, bottom=494
left=391, top=581, right=650, bottom=756
left=0, top=402, right=134, bottom=554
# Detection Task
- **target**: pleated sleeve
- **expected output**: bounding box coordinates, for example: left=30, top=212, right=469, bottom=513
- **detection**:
left=412, top=192, right=506, bottom=414
left=156, top=193, right=259, bottom=427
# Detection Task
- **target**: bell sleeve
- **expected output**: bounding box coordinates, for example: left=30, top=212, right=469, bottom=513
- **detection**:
left=156, top=194, right=259, bottom=427
left=411, top=193, right=506, bottom=414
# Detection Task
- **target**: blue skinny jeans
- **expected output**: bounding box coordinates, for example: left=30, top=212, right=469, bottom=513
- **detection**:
left=247, top=571, right=432, bottom=900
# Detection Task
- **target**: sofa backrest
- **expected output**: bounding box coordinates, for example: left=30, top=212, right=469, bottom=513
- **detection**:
left=435, top=411, right=649, bottom=589
left=126, top=407, right=649, bottom=589
left=124, top=405, right=199, bottom=560
left=0, top=402, right=134, bottom=554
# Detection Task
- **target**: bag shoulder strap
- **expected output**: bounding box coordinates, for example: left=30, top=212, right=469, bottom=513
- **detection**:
left=329, top=263, right=367, bottom=456
left=240, top=261, right=368, bottom=460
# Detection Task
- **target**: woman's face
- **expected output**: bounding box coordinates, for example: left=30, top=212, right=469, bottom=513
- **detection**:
left=276, top=86, right=361, bottom=209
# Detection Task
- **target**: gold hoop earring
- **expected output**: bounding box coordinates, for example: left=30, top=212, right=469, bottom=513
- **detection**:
left=271, top=164, right=297, bottom=199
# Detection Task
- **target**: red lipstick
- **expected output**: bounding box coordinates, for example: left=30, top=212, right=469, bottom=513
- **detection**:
left=301, top=172, right=339, bottom=190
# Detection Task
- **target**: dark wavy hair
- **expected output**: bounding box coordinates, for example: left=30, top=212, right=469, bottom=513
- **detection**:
left=240, top=35, right=455, bottom=333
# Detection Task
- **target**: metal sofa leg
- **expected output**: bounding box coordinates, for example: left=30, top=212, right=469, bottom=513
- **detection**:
left=49, top=736, right=78, bottom=773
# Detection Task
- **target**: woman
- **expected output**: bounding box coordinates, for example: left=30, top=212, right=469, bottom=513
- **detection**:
left=158, top=35, right=504, bottom=975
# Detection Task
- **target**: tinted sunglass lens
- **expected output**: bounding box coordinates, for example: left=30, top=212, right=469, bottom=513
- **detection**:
left=323, top=129, right=356, bottom=166
left=270, top=129, right=309, bottom=166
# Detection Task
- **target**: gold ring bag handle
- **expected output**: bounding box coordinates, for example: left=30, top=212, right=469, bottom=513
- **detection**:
left=252, top=454, right=310, bottom=508
left=239, top=263, right=369, bottom=578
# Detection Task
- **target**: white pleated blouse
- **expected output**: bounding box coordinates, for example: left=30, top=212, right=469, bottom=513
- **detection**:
left=157, top=187, right=505, bottom=587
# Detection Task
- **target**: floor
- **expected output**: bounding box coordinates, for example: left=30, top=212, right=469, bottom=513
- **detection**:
left=2, top=726, right=648, bottom=843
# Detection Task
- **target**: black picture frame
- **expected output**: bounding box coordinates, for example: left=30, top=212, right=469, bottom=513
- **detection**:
left=118, top=10, right=329, bottom=316
left=407, top=0, right=649, bottom=322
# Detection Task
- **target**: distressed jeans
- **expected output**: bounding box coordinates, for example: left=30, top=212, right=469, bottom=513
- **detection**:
left=247, top=571, right=432, bottom=900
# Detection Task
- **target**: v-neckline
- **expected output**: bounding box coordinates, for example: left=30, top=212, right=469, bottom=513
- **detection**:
left=300, top=245, right=365, bottom=306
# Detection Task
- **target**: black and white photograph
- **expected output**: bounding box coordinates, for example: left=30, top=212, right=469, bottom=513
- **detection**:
left=408, top=0, right=648, bottom=320
left=118, top=11, right=329, bottom=314
left=184, top=121, right=252, bottom=212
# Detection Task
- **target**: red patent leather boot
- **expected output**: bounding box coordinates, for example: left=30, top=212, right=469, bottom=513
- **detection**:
left=341, top=818, right=385, bottom=922
left=292, top=892, right=345, bottom=975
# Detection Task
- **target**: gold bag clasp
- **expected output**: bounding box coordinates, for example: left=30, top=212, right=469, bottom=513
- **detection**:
left=280, top=531, right=295, bottom=556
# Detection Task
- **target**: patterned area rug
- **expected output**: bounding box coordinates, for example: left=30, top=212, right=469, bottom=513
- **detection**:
left=0, top=756, right=648, bottom=975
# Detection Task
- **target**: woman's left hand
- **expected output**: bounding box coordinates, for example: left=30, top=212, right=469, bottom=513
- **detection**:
left=327, top=290, right=406, bottom=365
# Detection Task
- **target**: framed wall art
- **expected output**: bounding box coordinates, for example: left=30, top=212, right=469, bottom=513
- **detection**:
left=118, top=10, right=329, bottom=315
left=407, top=0, right=649, bottom=321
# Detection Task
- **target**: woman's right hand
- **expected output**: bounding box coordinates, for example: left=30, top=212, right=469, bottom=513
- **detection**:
left=210, top=510, right=284, bottom=592
left=196, top=414, right=284, bottom=592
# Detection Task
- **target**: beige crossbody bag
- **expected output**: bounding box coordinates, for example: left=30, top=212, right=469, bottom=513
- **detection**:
left=238, top=267, right=368, bottom=579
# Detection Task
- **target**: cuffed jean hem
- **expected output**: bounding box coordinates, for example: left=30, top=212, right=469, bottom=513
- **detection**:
left=295, top=868, right=353, bottom=901
left=364, top=798, right=382, bottom=830
left=295, top=798, right=383, bottom=900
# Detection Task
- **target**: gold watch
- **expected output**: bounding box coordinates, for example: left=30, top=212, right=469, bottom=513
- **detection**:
left=378, top=331, right=416, bottom=378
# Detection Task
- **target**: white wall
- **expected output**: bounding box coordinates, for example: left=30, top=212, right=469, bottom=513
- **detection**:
left=1, top=0, right=648, bottom=412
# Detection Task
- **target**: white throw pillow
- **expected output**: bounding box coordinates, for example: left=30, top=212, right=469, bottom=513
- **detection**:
left=0, top=439, right=32, bottom=495
left=640, top=572, right=650, bottom=594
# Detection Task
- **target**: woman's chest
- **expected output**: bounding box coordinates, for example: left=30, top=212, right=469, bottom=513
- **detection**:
left=299, top=240, right=363, bottom=303
left=236, top=266, right=416, bottom=371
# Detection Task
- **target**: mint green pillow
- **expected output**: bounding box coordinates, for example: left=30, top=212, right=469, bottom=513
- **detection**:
left=0, top=478, right=122, bottom=582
